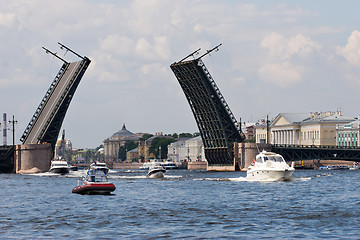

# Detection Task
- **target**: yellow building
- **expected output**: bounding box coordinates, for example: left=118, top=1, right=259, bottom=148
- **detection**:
left=256, top=111, right=354, bottom=146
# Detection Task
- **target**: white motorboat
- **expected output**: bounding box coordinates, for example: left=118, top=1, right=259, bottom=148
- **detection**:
left=140, top=159, right=162, bottom=170
left=246, top=151, right=295, bottom=181
left=49, top=160, right=70, bottom=174
left=146, top=163, right=166, bottom=178
left=90, top=161, right=109, bottom=174
left=161, top=160, right=178, bottom=170
left=349, top=162, right=359, bottom=170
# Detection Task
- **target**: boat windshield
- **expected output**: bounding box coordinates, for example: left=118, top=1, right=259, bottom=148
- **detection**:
left=86, top=170, right=108, bottom=182
left=263, top=156, right=284, bottom=162
left=53, top=163, right=68, bottom=167
left=87, top=175, right=108, bottom=182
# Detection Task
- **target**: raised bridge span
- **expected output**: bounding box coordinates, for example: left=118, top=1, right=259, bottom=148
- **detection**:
left=20, top=43, right=91, bottom=150
left=170, top=45, right=360, bottom=169
left=170, top=45, right=244, bottom=168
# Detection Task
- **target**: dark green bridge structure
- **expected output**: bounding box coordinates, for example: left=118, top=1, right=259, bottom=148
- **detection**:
left=272, top=144, right=360, bottom=162
left=0, top=43, right=90, bottom=173
left=170, top=44, right=245, bottom=168
left=20, top=43, right=91, bottom=150
left=170, top=44, right=360, bottom=167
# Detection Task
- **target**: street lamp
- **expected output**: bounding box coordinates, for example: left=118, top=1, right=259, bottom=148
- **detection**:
left=8, top=115, right=18, bottom=146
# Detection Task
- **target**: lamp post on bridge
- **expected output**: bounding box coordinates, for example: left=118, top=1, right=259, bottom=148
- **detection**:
left=8, top=115, right=18, bottom=146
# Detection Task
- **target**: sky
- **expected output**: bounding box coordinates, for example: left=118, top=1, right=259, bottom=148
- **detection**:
left=1, top=0, right=360, bottom=148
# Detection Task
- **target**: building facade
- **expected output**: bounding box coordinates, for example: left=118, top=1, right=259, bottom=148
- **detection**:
left=103, top=124, right=143, bottom=162
left=336, top=120, right=360, bottom=147
left=256, top=111, right=354, bottom=146
left=167, top=136, right=206, bottom=162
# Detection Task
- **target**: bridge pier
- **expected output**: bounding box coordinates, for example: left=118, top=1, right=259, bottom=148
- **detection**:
left=15, top=143, right=52, bottom=173
left=234, top=143, right=272, bottom=171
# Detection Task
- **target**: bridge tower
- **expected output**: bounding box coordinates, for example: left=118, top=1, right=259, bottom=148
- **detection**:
left=170, top=44, right=244, bottom=170
left=20, top=43, right=91, bottom=151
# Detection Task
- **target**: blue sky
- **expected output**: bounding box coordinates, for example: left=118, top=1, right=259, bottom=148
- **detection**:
left=1, top=0, right=360, bottom=148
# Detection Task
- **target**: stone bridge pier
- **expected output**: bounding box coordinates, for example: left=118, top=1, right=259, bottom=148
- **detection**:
left=234, top=143, right=272, bottom=171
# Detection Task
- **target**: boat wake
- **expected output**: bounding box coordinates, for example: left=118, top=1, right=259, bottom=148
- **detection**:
left=193, top=176, right=310, bottom=182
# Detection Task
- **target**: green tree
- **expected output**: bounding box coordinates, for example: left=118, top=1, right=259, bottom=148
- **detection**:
left=140, top=133, right=153, bottom=141
left=149, top=137, right=175, bottom=159
left=118, top=141, right=138, bottom=161
left=179, top=133, right=193, bottom=138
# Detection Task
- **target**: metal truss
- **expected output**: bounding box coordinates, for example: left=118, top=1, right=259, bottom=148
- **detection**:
left=273, top=145, right=360, bottom=162
left=20, top=43, right=91, bottom=150
left=170, top=45, right=244, bottom=165
left=0, top=146, right=15, bottom=173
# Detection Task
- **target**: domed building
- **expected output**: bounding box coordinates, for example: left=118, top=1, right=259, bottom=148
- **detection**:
left=104, top=124, right=143, bottom=162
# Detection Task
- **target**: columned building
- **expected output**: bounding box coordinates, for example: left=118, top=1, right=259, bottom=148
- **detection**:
left=256, top=111, right=354, bottom=146
left=167, top=136, right=206, bottom=162
left=103, top=124, right=143, bottom=162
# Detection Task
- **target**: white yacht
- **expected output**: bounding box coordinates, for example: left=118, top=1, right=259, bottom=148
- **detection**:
left=161, top=160, right=178, bottom=169
left=349, top=162, right=359, bottom=170
left=246, top=151, right=295, bottom=181
left=146, top=163, right=166, bottom=178
left=49, top=160, right=70, bottom=174
left=140, top=159, right=162, bottom=170
left=90, top=161, right=109, bottom=174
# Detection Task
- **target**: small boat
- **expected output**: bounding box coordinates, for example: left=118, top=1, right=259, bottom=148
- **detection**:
left=72, top=169, right=116, bottom=195
left=69, top=165, right=78, bottom=171
left=246, top=151, right=295, bottom=181
left=321, top=165, right=349, bottom=170
left=140, top=159, right=162, bottom=170
left=90, top=161, right=109, bottom=174
left=161, top=160, right=178, bottom=170
left=349, top=162, right=359, bottom=170
left=49, top=160, right=70, bottom=174
left=146, top=164, right=166, bottom=178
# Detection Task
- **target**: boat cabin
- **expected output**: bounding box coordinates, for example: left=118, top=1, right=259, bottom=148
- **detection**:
left=256, top=153, right=285, bottom=163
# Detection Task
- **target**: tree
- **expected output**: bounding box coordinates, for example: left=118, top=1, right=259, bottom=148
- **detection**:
left=171, top=133, right=178, bottom=138
left=179, top=133, right=193, bottom=138
left=149, top=137, right=175, bottom=159
left=118, top=141, right=138, bottom=161
left=140, top=133, right=153, bottom=141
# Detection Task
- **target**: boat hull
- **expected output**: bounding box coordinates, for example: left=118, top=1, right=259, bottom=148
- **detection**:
left=146, top=169, right=165, bottom=178
left=49, top=167, right=69, bottom=174
left=246, top=169, right=294, bottom=181
left=72, top=183, right=116, bottom=195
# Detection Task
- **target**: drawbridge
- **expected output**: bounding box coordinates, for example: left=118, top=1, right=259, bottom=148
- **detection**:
left=170, top=44, right=244, bottom=167
left=20, top=43, right=91, bottom=150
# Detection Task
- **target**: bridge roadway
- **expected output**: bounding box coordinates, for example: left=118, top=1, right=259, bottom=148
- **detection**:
left=23, top=61, right=83, bottom=144
left=272, top=144, right=360, bottom=162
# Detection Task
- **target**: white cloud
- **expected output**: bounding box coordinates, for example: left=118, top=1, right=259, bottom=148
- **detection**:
left=99, top=35, right=134, bottom=57
left=258, top=62, right=302, bottom=87
left=337, top=30, right=360, bottom=66
left=258, top=32, right=319, bottom=87
left=135, top=36, right=170, bottom=60
left=0, top=13, right=16, bottom=27
left=261, top=32, right=320, bottom=61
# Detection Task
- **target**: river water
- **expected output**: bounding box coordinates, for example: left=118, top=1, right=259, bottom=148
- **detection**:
left=0, top=169, right=359, bottom=239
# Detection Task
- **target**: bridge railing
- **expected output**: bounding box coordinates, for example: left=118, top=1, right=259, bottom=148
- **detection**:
left=37, top=60, right=86, bottom=142
left=272, top=144, right=360, bottom=150
left=20, top=63, right=69, bottom=143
